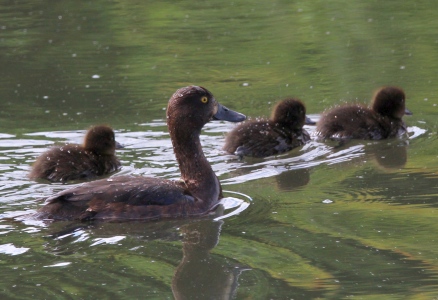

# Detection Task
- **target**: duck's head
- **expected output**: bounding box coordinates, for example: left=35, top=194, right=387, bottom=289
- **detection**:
left=372, top=86, right=412, bottom=119
left=167, top=86, right=246, bottom=130
left=84, top=125, right=121, bottom=155
left=271, top=98, right=315, bottom=129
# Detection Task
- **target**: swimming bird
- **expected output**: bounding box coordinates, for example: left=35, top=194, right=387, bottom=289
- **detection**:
left=316, top=86, right=412, bottom=140
left=223, top=98, right=315, bottom=158
left=29, top=125, right=122, bottom=182
left=34, top=86, right=246, bottom=221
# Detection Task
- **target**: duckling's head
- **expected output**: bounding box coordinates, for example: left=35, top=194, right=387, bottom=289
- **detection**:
left=167, top=86, right=245, bottom=131
left=271, top=98, right=312, bottom=129
left=372, top=86, right=411, bottom=119
left=83, top=125, right=118, bottom=155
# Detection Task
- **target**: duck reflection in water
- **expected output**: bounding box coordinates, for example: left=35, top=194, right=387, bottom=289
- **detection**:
left=369, top=141, right=408, bottom=170
left=324, top=139, right=408, bottom=171
left=274, top=168, right=311, bottom=191
left=172, top=220, right=249, bottom=300
left=41, top=218, right=249, bottom=299
left=33, top=86, right=246, bottom=221
left=29, top=125, right=123, bottom=183
left=224, top=164, right=311, bottom=192
left=223, top=98, right=315, bottom=158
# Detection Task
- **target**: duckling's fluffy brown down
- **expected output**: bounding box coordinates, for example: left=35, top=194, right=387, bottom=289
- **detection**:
left=223, top=98, right=314, bottom=158
left=29, top=125, right=121, bottom=182
left=316, top=86, right=411, bottom=140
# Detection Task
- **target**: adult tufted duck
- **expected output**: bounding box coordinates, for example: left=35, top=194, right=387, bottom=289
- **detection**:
left=29, top=125, right=122, bottom=182
left=34, top=86, right=246, bottom=221
left=223, top=98, right=315, bottom=158
left=316, top=86, right=412, bottom=140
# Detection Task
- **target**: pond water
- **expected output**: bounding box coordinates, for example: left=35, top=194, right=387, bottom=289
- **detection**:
left=1, top=1, right=438, bottom=299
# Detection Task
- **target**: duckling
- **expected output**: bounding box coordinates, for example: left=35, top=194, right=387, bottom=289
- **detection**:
left=29, top=125, right=122, bottom=182
left=223, top=98, right=315, bottom=158
left=33, top=86, right=246, bottom=221
left=316, top=86, right=412, bottom=140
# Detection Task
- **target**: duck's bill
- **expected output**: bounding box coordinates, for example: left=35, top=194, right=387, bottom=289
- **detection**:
left=405, top=108, right=413, bottom=116
left=213, top=103, right=246, bottom=122
left=305, top=116, right=316, bottom=125
left=115, top=141, right=124, bottom=149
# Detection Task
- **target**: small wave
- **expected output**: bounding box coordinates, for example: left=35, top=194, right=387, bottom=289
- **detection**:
left=214, top=191, right=252, bottom=221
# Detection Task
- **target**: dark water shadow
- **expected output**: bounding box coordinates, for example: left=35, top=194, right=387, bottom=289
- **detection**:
left=274, top=167, right=311, bottom=191
left=172, top=220, right=250, bottom=300
left=327, top=139, right=408, bottom=170
left=28, top=216, right=250, bottom=299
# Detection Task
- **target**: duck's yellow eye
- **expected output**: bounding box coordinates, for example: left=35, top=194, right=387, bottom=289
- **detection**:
left=201, top=96, right=208, bottom=103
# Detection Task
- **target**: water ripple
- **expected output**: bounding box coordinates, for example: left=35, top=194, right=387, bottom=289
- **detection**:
left=214, top=190, right=252, bottom=221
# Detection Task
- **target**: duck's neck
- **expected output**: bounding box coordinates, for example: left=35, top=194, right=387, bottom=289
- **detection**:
left=171, top=126, right=222, bottom=207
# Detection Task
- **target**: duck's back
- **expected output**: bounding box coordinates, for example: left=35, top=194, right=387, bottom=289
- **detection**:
left=29, top=144, right=121, bottom=182
left=223, top=119, right=308, bottom=158
left=35, top=176, right=196, bottom=221
left=317, top=105, right=401, bottom=140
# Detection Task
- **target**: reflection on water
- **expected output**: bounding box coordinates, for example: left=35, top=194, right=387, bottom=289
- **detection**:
left=0, top=243, right=30, bottom=256
left=274, top=168, right=311, bottom=191
left=41, top=220, right=250, bottom=299
left=172, top=220, right=249, bottom=300
left=367, top=141, right=408, bottom=170
left=0, top=217, right=251, bottom=298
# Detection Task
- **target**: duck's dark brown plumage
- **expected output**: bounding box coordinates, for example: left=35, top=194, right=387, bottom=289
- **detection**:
left=223, top=98, right=314, bottom=158
left=29, top=125, right=122, bottom=182
left=316, top=86, right=412, bottom=140
left=34, top=86, right=246, bottom=221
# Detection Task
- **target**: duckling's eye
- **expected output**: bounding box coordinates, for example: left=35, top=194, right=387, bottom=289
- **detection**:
left=201, top=96, right=208, bottom=103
